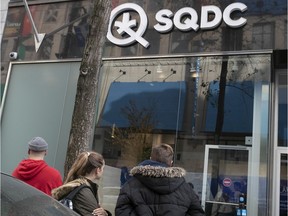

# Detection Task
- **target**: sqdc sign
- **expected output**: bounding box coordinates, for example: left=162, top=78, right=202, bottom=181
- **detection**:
left=107, top=3, right=247, bottom=48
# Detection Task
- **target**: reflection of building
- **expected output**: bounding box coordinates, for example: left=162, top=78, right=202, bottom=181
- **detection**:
left=0, top=0, right=287, bottom=216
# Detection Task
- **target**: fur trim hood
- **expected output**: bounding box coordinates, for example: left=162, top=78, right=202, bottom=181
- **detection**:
left=51, top=177, right=89, bottom=200
left=129, top=161, right=187, bottom=195
left=130, top=165, right=186, bottom=178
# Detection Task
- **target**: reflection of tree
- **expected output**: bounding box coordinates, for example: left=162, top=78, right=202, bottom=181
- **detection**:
left=57, top=3, right=89, bottom=58
left=111, top=101, right=154, bottom=167
left=199, top=55, right=259, bottom=144
left=215, top=56, right=228, bottom=144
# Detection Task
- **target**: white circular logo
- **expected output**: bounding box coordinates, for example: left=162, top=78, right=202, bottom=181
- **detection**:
left=107, top=3, right=149, bottom=48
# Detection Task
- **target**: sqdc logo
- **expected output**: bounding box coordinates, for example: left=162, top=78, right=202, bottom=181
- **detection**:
left=107, top=3, right=247, bottom=48
left=107, top=3, right=150, bottom=48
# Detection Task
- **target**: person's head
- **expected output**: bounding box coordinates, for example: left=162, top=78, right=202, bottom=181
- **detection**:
left=65, top=151, right=105, bottom=184
left=234, top=181, right=242, bottom=191
left=150, top=143, right=174, bottom=167
left=27, top=137, right=48, bottom=158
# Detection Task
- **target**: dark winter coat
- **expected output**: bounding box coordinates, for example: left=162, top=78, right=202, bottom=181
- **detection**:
left=115, top=160, right=205, bottom=216
left=52, top=177, right=111, bottom=216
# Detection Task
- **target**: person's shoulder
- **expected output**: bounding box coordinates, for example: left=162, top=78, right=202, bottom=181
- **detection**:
left=46, top=165, right=60, bottom=171
left=44, top=165, right=62, bottom=176
left=179, top=181, right=196, bottom=193
left=79, top=185, right=93, bottom=192
left=120, top=176, right=143, bottom=190
left=74, top=184, right=94, bottom=198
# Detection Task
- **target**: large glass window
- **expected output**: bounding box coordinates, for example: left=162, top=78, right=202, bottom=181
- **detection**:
left=252, top=23, right=274, bottom=49
left=277, top=73, right=287, bottom=147
left=279, top=153, right=288, bottom=216
left=93, top=54, right=271, bottom=216
left=272, top=71, right=288, bottom=216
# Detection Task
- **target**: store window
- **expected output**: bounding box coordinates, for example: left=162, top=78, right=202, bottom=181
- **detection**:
left=285, top=20, right=287, bottom=48
left=93, top=54, right=271, bottom=216
left=277, top=73, right=287, bottom=147
left=252, top=23, right=274, bottom=49
left=272, top=70, right=287, bottom=216
left=44, top=4, right=59, bottom=22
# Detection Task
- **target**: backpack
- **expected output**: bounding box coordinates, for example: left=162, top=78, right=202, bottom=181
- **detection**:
left=59, top=184, right=89, bottom=210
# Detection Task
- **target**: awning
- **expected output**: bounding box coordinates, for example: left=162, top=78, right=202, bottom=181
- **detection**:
left=97, top=81, right=186, bottom=131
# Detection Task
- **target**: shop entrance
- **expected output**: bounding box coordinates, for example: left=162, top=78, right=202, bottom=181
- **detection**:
left=272, top=70, right=287, bottom=216
left=201, top=145, right=251, bottom=216
left=273, top=150, right=288, bottom=216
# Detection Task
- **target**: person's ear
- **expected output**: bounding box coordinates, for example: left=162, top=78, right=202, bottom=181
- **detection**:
left=95, top=167, right=100, bottom=174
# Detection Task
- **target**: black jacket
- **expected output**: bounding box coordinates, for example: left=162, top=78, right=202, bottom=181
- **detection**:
left=115, top=160, right=205, bottom=216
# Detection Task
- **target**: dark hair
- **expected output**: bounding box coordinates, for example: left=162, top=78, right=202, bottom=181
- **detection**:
left=150, top=143, right=174, bottom=166
left=64, top=151, right=104, bottom=183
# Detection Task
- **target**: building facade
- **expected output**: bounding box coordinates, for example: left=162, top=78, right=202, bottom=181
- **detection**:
left=1, top=0, right=287, bottom=216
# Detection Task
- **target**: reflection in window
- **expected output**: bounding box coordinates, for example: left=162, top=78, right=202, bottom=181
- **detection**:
left=93, top=55, right=271, bottom=215
left=147, top=0, right=163, bottom=12
left=94, top=55, right=271, bottom=170
left=252, top=23, right=274, bottom=49
left=45, top=4, right=58, bottom=22
left=280, top=154, right=288, bottom=216
left=278, top=73, right=287, bottom=147
left=285, top=20, right=287, bottom=48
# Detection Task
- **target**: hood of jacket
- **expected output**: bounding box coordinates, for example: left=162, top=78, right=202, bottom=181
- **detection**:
left=51, top=177, right=90, bottom=200
left=130, top=160, right=186, bottom=195
left=14, top=159, right=47, bottom=180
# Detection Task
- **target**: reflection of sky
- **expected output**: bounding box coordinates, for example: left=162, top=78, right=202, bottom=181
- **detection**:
left=279, top=86, right=287, bottom=104
left=241, top=0, right=287, bottom=15
left=278, top=86, right=287, bottom=141
left=205, top=81, right=254, bottom=133
left=98, top=81, right=186, bottom=130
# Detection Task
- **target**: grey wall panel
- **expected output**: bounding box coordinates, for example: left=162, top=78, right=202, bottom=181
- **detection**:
left=1, top=61, right=80, bottom=177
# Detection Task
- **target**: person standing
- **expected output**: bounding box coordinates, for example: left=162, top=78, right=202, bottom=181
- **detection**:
left=12, top=136, right=63, bottom=195
left=211, top=181, right=235, bottom=216
left=115, top=143, right=205, bottom=216
left=52, top=151, right=111, bottom=216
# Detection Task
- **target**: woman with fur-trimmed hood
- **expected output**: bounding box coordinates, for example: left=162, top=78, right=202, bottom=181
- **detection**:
left=115, top=143, right=205, bottom=216
left=52, top=151, right=111, bottom=216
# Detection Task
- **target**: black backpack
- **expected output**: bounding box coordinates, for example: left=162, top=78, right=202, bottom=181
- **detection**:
left=59, top=184, right=89, bottom=210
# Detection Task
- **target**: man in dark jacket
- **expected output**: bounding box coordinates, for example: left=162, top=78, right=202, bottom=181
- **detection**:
left=115, top=143, right=205, bottom=216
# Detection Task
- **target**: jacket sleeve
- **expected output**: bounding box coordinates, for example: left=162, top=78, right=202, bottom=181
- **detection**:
left=186, top=186, right=206, bottom=216
left=73, top=187, right=99, bottom=216
left=115, top=185, right=136, bottom=216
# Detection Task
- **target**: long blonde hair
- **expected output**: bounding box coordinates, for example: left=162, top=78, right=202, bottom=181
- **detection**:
left=64, top=151, right=104, bottom=184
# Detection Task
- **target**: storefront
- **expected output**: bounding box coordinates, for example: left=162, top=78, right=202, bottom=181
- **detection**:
left=1, top=0, right=287, bottom=216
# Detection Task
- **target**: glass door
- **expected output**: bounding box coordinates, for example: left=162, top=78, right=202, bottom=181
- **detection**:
left=274, top=150, right=288, bottom=216
left=202, top=145, right=251, bottom=216
left=272, top=70, right=287, bottom=216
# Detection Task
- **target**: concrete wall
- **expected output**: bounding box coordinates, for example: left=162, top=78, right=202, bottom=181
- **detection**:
left=0, top=0, right=9, bottom=43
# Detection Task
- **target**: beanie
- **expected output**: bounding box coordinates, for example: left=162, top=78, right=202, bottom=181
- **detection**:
left=28, top=137, right=48, bottom=151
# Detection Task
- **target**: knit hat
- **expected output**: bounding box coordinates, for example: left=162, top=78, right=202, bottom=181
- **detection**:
left=28, top=137, right=48, bottom=151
